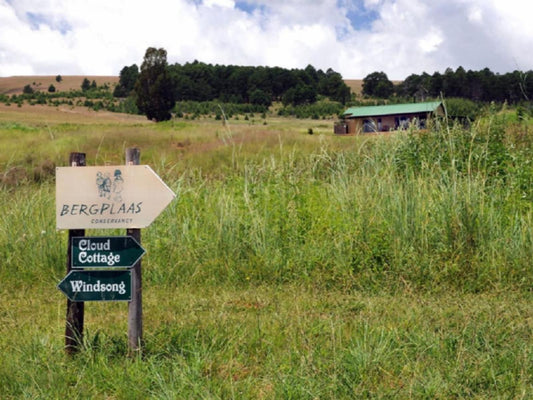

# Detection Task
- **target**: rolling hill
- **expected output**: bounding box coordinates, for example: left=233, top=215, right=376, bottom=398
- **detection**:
left=0, top=75, right=119, bottom=95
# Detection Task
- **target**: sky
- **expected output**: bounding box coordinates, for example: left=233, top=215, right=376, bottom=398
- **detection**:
left=1, top=0, right=533, bottom=80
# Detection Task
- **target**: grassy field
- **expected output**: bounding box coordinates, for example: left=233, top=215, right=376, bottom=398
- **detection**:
left=0, top=103, right=532, bottom=398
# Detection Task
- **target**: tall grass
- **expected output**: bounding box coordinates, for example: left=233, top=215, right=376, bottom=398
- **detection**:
left=3, top=114, right=530, bottom=291
left=143, top=118, right=533, bottom=292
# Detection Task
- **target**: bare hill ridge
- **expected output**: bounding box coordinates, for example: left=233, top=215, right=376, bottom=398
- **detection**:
left=0, top=75, right=119, bottom=95
left=343, top=79, right=364, bottom=96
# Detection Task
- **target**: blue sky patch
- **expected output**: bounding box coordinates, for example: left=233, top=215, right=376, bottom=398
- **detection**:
left=235, top=1, right=265, bottom=15
left=346, top=6, right=379, bottom=31
left=26, top=12, right=71, bottom=34
left=26, top=12, right=47, bottom=30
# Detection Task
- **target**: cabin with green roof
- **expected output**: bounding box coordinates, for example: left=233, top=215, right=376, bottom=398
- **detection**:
left=336, top=101, right=444, bottom=134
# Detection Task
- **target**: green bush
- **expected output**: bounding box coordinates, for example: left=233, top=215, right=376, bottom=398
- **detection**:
left=22, top=84, right=34, bottom=94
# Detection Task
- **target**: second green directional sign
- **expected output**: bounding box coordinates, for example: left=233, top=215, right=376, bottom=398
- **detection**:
left=58, top=270, right=132, bottom=302
left=72, top=236, right=145, bottom=268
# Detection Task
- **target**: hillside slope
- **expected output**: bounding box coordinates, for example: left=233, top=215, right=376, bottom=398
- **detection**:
left=0, top=75, right=119, bottom=95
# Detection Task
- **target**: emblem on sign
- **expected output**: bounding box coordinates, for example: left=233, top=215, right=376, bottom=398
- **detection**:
left=96, top=169, right=124, bottom=202
left=56, top=165, right=175, bottom=229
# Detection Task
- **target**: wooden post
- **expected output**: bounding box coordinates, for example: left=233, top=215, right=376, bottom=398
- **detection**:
left=65, top=152, right=86, bottom=354
left=126, top=148, right=142, bottom=353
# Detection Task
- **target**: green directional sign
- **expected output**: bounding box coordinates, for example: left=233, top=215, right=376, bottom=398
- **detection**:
left=57, top=270, right=132, bottom=302
left=71, top=236, right=145, bottom=268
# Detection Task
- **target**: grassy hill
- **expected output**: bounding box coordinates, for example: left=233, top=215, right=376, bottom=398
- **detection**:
left=0, top=75, right=119, bottom=95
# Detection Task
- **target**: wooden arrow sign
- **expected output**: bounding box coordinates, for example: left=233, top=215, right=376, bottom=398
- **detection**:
left=56, top=165, right=175, bottom=229
left=57, top=270, right=132, bottom=302
left=71, top=236, right=145, bottom=268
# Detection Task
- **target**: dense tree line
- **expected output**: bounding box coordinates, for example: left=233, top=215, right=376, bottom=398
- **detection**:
left=115, top=54, right=351, bottom=110
left=168, top=61, right=350, bottom=106
left=363, top=67, right=533, bottom=103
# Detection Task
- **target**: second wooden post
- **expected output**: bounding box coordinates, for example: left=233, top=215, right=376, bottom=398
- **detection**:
left=126, top=148, right=142, bottom=353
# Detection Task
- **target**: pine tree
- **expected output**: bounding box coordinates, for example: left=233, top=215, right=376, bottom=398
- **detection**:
left=134, top=48, right=175, bottom=121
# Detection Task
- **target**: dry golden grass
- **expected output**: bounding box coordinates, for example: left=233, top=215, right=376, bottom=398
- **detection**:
left=0, top=103, right=147, bottom=124
left=344, top=79, right=364, bottom=95
left=344, top=79, right=402, bottom=96
left=0, top=75, right=119, bottom=94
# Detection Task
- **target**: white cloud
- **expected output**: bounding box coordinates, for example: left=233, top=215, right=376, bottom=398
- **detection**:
left=418, top=31, right=443, bottom=54
left=204, top=0, right=235, bottom=7
left=467, top=6, right=483, bottom=23
left=0, top=0, right=532, bottom=79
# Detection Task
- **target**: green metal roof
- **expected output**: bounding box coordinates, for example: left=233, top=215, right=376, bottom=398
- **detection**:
left=343, top=101, right=442, bottom=118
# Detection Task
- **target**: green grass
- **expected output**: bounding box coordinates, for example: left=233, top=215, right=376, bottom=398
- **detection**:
left=1, top=285, right=531, bottom=398
left=1, top=105, right=532, bottom=398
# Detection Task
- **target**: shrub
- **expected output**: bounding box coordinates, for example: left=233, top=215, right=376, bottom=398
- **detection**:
left=81, top=78, right=91, bottom=91
left=23, top=84, right=34, bottom=94
left=1, top=167, right=29, bottom=187
left=33, top=160, right=56, bottom=182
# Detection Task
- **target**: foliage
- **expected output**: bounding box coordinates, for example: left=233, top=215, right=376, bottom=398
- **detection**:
left=162, top=59, right=350, bottom=105
left=396, top=72, right=432, bottom=100
left=362, top=71, right=394, bottom=98
left=248, top=88, right=272, bottom=107
left=135, top=48, right=176, bottom=122
left=443, top=97, right=484, bottom=121
left=393, top=116, right=512, bottom=183
left=113, top=64, right=139, bottom=97
left=55, top=74, right=62, bottom=83
left=281, top=84, right=317, bottom=106
left=114, top=95, right=139, bottom=114
left=47, top=84, right=56, bottom=93
left=22, top=84, right=34, bottom=94
left=81, top=78, right=91, bottom=91
left=319, top=68, right=352, bottom=103
left=395, top=67, right=533, bottom=103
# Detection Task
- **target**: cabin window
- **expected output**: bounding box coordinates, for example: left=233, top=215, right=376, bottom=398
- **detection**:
left=363, top=119, right=377, bottom=133
left=399, top=116, right=409, bottom=129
